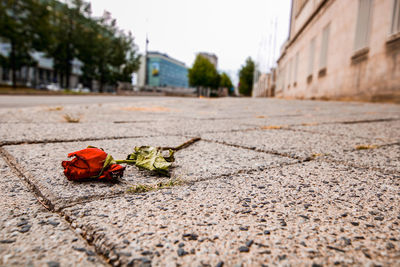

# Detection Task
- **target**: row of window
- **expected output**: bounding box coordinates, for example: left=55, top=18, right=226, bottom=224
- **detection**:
left=280, top=20, right=330, bottom=91
left=279, top=0, right=400, bottom=91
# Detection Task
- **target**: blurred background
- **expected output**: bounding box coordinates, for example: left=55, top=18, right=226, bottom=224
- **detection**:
left=0, top=0, right=399, bottom=102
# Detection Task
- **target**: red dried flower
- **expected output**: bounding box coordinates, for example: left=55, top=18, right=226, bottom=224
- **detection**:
left=62, top=147, right=125, bottom=181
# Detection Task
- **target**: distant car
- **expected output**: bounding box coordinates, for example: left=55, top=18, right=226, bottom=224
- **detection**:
left=71, top=86, right=90, bottom=93
left=45, top=83, right=61, bottom=91
left=37, top=83, right=47, bottom=90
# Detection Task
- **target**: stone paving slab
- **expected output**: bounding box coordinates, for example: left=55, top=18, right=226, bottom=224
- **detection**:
left=2, top=136, right=188, bottom=210
left=163, top=98, right=400, bottom=120
left=1, top=98, right=398, bottom=124
left=0, top=122, right=155, bottom=144
left=202, top=128, right=370, bottom=160
left=291, top=120, right=400, bottom=144
left=0, top=158, right=105, bottom=266
left=1, top=96, right=399, bottom=266
left=0, top=102, right=181, bottom=123
left=329, top=144, right=400, bottom=174
left=62, top=160, right=400, bottom=266
left=3, top=137, right=293, bottom=209
left=241, top=113, right=400, bottom=128
left=137, top=119, right=257, bottom=136
left=171, top=140, right=296, bottom=182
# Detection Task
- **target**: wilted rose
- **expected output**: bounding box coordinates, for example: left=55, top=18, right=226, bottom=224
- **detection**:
left=62, top=147, right=125, bottom=181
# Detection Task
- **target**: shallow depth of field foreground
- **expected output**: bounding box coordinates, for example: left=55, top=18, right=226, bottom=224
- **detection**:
left=0, top=96, right=399, bottom=266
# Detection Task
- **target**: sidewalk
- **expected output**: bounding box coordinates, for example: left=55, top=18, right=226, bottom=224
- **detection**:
left=0, top=97, right=399, bottom=266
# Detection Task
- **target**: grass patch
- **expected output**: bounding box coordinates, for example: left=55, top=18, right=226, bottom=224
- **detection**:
left=127, top=184, right=154, bottom=193
left=355, top=144, right=378, bottom=150
left=63, top=114, right=80, bottom=123
left=127, top=178, right=183, bottom=194
left=0, top=86, right=44, bottom=94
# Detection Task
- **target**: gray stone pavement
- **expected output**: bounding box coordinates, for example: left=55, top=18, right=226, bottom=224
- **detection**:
left=0, top=96, right=399, bottom=266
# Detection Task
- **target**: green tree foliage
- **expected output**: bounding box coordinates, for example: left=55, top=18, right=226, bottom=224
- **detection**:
left=0, top=0, right=140, bottom=90
left=220, top=72, right=233, bottom=89
left=188, top=54, right=219, bottom=89
left=238, top=57, right=255, bottom=96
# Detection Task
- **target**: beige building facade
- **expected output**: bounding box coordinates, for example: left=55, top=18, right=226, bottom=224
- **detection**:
left=252, top=69, right=276, bottom=97
left=276, top=0, right=400, bottom=101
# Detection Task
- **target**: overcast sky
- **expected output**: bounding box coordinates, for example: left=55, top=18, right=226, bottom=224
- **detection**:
left=89, top=0, right=291, bottom=83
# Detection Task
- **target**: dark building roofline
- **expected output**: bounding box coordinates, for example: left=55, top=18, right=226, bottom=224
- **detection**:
left=198, top=52, right=217, bottom=58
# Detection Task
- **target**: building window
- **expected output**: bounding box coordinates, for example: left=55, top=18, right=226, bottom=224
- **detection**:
left=294, top=52, right=299, bottom=84
left=354, top=0, right=373, bottom=52
left=281, top=65, right=286, bottom=90
left=288, top=58, right=292, bottom=87
left=2, top=67, right=9, bottom=81
left=319, top=23, right=330, bottom=71
left=391, top=0, right=400, bottom=35
left=308, top=37, right=316, bottom=78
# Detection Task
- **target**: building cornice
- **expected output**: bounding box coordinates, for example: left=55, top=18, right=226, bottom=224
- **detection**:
left=278, top=0, right=330, bottom=63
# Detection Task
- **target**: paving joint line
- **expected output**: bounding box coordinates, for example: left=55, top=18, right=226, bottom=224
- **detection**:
left=199, top=137, right=311, bottom=162
left=0, top=134, right=164, bottom=147
left=284, top=126, right=375, bottom=140
left=181, top=160, right=307, bottom=186
left=0, top=147, right=54, bottom=210
left=320, top=155, right=400, bottom=176
left=337, top=117, right=400, bottom=124
left=201, top=137, right=399, bottom=175
left=0, top=147, right=114, bottom=266
left=59, top=207, right=133, bottom=267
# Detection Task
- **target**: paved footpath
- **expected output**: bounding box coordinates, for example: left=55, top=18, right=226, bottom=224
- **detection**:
left=0, top=96, right=399, bottom=266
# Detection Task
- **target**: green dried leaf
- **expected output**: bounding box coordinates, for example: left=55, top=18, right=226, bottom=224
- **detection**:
left=125, top=146, right=174, bottom=175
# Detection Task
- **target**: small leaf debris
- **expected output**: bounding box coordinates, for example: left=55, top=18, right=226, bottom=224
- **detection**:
left=355, top=144, right=377, bottom=150
left=260, top=125, right=285, bottom=130
left=63, top=114, right=80, bottom=123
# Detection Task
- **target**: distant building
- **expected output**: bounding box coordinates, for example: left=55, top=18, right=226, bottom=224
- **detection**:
left=276, top=0, right=400, bottom=101
left=137, top=51, right=188, bottom=88
left=198, top=52, right=218, bottom=68
left=0, top=42, right=82, bottom=88
left=252, top=69, right=276, bottom=97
